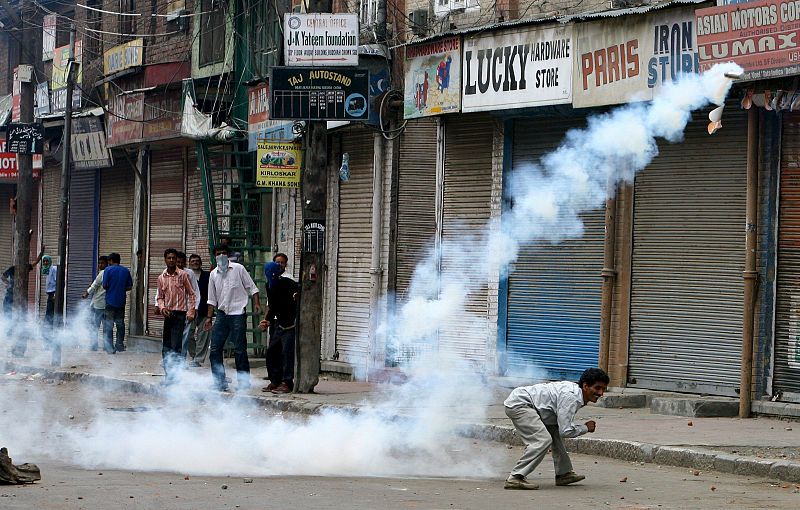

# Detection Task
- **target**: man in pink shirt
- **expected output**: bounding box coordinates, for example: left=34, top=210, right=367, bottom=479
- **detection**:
left=157, top=248, right=196, bottom=384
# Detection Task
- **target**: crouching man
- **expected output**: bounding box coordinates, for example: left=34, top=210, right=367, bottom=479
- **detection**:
left=503, top=367, right=609, bottom=490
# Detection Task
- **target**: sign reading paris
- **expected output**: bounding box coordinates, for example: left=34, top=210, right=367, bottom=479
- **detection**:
left=284, top=13, right=359, bottom=66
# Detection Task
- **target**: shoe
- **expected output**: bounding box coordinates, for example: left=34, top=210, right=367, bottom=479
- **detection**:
left=89, top=344, right=98, bottom=351
left=115, top=346, right=126, bottom=352
left=271, top=383, right=291, bottom=394
left=189, top=361, right=202, bottom=368
left=504, top=475, right=539, bottom=490
left=262, top=383, right=278, bottom=392
left=555, top=472, right=585, bottom=486
left=211, top=383, right=230, bottom=392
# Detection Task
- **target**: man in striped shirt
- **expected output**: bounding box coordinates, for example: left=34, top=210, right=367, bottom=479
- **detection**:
left=156, top=248, right=196, bottom=384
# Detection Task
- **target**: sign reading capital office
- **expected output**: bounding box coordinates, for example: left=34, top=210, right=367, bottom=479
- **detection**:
left=462, top=24, right=573, bottom=112
left=572, top=6, right=700, bottom=108
left=696, top=0, right=800, bottom=80
left=284, top=13, right=359, bottom=66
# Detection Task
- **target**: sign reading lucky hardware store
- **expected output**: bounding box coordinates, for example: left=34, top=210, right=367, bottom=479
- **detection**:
left=462, top=24, right=573, bottom=112
left=270, top=67, right=369, bottom=120
left=696, top=0, right=800, bottom=80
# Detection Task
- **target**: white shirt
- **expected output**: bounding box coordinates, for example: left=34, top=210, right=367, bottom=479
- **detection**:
left=154, top=268, right=200, bottom=310
left=504, top=381, right=589, bottom=438
left=207, top=262, right=258, bottom=315
left=86, top=270, right=106, bottom=310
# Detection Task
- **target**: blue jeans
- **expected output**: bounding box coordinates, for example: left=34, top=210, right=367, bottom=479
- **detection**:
left=209, top=311, right=249, bottom=389
left=104, top=305, right=126, bottom=353
left=90, top=307, right=104, bottom=349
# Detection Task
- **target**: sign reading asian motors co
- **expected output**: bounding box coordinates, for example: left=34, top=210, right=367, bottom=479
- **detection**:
left=696, top=0, right=800, bottom=80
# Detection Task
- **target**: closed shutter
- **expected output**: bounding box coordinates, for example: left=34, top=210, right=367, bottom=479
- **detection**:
left=774, top=113, right=800, bottom=396
left=185, top=152, right=209, bottom=260
left=66, top=167, right=99, bottom=313
left=99, top=157, right=135, bottom=328
left=396, top=118, right=438, bottom=301
left=438, top=115, right=493, bottom=366
left=0, top=185, right=13, bottom=269
left=627, top=109, right=747, bottom=396
left=39, top=165, right=61, bottom=317
left=505, top=117, right=605, bottom=381
left=335, top=128, right=374, bottom=367
left=146, top=148, right=186, bottom=337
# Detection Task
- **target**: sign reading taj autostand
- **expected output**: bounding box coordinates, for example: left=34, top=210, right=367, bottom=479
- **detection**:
left=270, top=67, right=369, bottom=121
left=5, top=123, right=44, bottom=154
left=284, top=13, right=359, bottom=66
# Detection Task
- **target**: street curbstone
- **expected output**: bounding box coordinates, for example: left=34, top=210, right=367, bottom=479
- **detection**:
left=769, top=461, right=800, bottom=483
left=653, top=446, right=716, bottom=470
left=712, top=454, right=739, bottom=474
left=734, top=458, right=775, bottom=478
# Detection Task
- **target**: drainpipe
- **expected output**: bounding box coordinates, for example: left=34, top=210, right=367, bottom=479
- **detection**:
left=740, top=107, right=760, bottom=418
left=368, top=132, right=385, bottom=376
left=271, top=187, right=278, bottom=254
left=598, top=177, right=618, bottom=373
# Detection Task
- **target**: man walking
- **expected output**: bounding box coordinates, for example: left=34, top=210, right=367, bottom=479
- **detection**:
left=102, top=252, right=132, bottom=354
left=42, top=255, right=57, bottom=349
left=205, top=244, right=261, bottom=392
left=260, top=257, right=297, bottom=394
left=187, top=254, right=210, bottom=367
left=82, top=255, right=108, bottom=350
left=175, top=252, right=201, bottom=361
left=156, top=248, right=196, bottom=384
left=503, top=367, right=609, bottom=490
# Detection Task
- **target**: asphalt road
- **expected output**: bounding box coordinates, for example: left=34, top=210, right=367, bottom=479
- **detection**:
left=2, top=376, right=800, bottom=509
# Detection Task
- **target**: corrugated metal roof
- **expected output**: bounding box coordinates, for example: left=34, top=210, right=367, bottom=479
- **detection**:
left=395, top=0, right=709, bottom=48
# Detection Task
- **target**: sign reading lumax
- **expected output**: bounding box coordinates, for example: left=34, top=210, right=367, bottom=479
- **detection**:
left=462, top=24, right=573, bottom=112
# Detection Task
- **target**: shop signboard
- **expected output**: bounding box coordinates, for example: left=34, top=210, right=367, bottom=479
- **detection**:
left=103, top=38, right=144, bottom=76
left=573, top=6, right=699, bottom=108
left=256, top=140, right=302, bottom=188
left=270, top=67, right=369, bottom=121
left=142, top=89, right=182, bottom=141
left=0, top=139, right=42, bottom=180
left=71, top=117, right=113, bottom=169
left=106, top=92, right=144, bottom=147
left=247, top=82, right=293, bottom=151
left=5, top=123, right=44, bottom=154
left=284, top=13, right=359, bottom=66
left=35, top=82, right=50, bottom=117
left=462, top=24, right=573, bottom=112
left=42, top=14, right=56, bottom=61
left=51, top=41, right=83, bottom=112
left=403, top=37, right=461, bottom=119
left=696, top=0, right=800, bottom=80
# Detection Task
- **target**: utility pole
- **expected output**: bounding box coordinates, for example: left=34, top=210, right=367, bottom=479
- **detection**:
left=294, top=0, right=332, bottom=393
left=10, top=9, right=34, bottom=358
left=52, top=24, right=77, bottom=367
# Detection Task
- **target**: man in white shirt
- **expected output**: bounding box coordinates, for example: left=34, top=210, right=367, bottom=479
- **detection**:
left=82, top=256, right=108, bottom=351
left=503, top=367, right=609, bottom=490
left=204, top=244, right=261, bottom=391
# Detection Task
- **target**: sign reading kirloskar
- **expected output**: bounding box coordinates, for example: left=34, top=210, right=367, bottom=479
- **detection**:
left=284, top=13, right=359, bottom=66
left=404, top=37, right=461, bottom=119
left=104, top=38, right=144, bottom=75
left=256, top=140, right=303, bottom=188
left=696, top=0, right=800, bottom=80
left=573, top=6, right=699, bottom=108
left=462, top=24, right=573, bottom=112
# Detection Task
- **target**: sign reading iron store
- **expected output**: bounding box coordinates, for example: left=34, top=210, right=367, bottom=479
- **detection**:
left=696, top=0, right=800, bottom=80
left=462, top=24, right=573, bottom=112
left=270, top=67, right=369, bottom=121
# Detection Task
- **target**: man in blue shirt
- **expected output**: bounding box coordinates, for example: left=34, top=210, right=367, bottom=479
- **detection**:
left=102, top=252, right=132, bottom=354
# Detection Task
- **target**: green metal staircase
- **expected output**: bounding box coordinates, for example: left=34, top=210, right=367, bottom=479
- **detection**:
left=197, top=139, right=272, bottom=353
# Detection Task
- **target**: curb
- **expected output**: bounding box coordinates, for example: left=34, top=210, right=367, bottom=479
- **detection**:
left=5, top=361, right=800, bottom=484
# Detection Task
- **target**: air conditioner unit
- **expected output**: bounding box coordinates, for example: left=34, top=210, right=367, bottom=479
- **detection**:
left=408, top=9, right=428, bottom=37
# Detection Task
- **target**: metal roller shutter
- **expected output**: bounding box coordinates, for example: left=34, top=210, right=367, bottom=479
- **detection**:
left=774, top=113, right=800, bottom=397
left=505, top=117, right=605, bottom=380
left=335, top=128, right=374, bottom=367
left=99, top=158, right=135, bottom=330
left=146, top=148, right=186, bottom=337
left=66, top=167, right=99, bottom=314
left=0, top=185, right=13, bottom=270
left=627, top=109, right=747, bottom=396
left=39, top=165, right=61, bottom=317
left=396, top=118, right=438, bottom=301
left=439, top=115, right=493, bottom=366
left=185, top=152, right=209, bottom=260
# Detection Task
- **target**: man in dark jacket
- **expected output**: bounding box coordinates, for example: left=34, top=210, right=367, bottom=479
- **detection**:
left=260, top=258, right=298, bottom=394
left=186, top=254, right=211, bottom=367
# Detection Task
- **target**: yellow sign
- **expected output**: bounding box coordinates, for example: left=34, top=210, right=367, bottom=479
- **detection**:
left=103, top=38, right=144, bottom=75
left=256, top=140, right=303, bottom=188
left=52, top=41, right=83, bottom=90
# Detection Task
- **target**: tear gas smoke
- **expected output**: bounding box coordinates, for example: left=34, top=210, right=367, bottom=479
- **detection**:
left=0, top=63, right=742, bottom=479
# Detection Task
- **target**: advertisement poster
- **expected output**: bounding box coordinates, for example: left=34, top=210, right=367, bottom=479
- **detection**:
left=42, top=14, right=56, bottom=61
left=696, top=0, right=800, bottom=80
left=71, top=117, right=112, bottom=169
left=256, top=140, right=302, bottom=188
left=247, top=82, right=292, bottom=151
left=52, top=41, right=83, bottom=112
left=462, top=25, right=573, bottom=112
left=573, top=6, right=699, bottom=108
left=403, top=37, right=461, bottom=119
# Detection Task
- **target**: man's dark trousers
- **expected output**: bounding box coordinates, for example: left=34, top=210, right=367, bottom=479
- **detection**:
left=162, top=311, right=186, bottom=384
